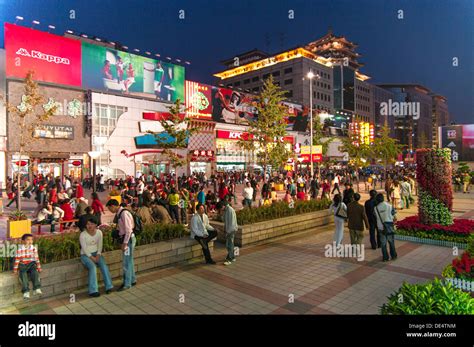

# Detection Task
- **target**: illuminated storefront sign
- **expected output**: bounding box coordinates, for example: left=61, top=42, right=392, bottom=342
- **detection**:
left=33, top=124, right=74, bottom=140
left=216, top=130, right=294, bottom=143
left=185, top=81, right=212, bottom=119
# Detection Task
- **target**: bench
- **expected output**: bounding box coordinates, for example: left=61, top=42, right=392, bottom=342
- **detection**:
left=34, top=219, right=79, bottom=234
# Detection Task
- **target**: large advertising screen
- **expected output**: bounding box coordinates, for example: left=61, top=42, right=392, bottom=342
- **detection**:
left=82, top=42, right=184, bottom=102
left=441, top=124, right=474, bottom=162
left=185, top=81, right=212, bottom=119
left=281, top=101, right=309, bottom=132
left=5, top=23, right=82, bottom=86
left=211, top=87, right=258, bottom=125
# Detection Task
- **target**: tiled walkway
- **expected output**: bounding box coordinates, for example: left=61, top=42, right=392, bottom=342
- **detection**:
left=2, top=223, right=458, bottom=315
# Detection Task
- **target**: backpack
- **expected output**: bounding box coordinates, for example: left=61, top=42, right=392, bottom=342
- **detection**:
left=114, top=209, right=143, bottom=239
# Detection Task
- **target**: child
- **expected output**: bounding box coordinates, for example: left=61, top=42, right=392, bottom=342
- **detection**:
left=13, top=234, right=42, bottom=299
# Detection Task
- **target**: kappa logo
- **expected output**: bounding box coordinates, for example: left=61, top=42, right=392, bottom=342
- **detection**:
left=18, top=321, right=56, bottom=341
left=16, top=47, right=71, bottom=65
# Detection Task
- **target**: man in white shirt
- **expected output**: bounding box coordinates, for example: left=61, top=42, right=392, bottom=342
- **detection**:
left=136, top=179, right=145, bottom=207
left=190, top=204, right=217, bottom=264
left=374, top=193, right=398, bottom=262
left=242, top=182, right=254, bottom=208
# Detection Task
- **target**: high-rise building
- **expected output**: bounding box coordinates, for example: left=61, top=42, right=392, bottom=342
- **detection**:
left=376, top=84, right=434, bottom=149
left=431, top=94, right=450, bottom=148
left=372, top=85, right=395, bottom=137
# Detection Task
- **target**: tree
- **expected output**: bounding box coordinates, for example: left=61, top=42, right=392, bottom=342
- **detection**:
left=312, top=113, right=334, bottom=174
left=372, top=125, right=403, bottom=177
left=147, top=98, right=200, bottom=187
left=237, top=76, right=292, bottom=182
left=0, top=71, right=58, bottom=211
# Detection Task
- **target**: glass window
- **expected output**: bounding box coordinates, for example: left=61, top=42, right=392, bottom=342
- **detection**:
left=284, top=67, right=292, bottom=74
left=234, top=81, right=241, bottom=87
left=284, top=79, right=292, bottom=85
left=244, top=79, right=250, bottom=84
left=252, top=76, right=259, bottom=82
left=272, top=71, right=280, bottom=77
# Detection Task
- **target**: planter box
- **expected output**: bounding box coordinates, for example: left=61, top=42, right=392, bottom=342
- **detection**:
left=0, top=237, right=212, bottom=309
left=108, top=195, right=121, bottom=205
left=394, top=234, right=468, bottom=249
left=210, top=209, right=332, bottom=247
left=444, top=278, right=474, bottom=293
left=7, top=220, right=32, bottom=239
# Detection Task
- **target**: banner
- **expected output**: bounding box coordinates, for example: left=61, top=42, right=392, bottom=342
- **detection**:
left=185, top=81, right=212, bottom=119
left=82, top=42, right=184, bottom=102
left=5, top=23, right=82, bottom=86
left=440, top=124, right=474, bottom=162
left=211, top=87, right=258, bottom=125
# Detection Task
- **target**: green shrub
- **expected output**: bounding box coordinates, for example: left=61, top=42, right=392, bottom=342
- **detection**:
left=395, top=228, right=471, bottom=244
left=234, top=199, right=331, bottom=225
left=0, top=223, right=187, bottom=272
left=380, top=278, right=474, bottom=315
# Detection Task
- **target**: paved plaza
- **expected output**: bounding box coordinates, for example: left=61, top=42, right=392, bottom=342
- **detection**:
left=1, top=191, right=472, bottom=315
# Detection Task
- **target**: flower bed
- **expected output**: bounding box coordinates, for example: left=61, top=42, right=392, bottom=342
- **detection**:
left=0, top=223, right=186, bottom=272
left=441, top=238, right=474, bottom=292
left=233, top=199, right=332, bottom=226
left=380, top=278, right=474, bottom=314
left=395, top=215, right=474, bottom=244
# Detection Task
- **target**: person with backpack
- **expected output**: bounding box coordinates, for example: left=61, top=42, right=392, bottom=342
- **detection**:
left=106, top=199, right=140, bottom=291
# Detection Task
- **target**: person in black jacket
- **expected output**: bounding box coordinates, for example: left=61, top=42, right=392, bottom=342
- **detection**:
left=364, top=190, right=380, bottom=249
left=310, top=178, right=320, bottom=199
left=342, top=183, right=354, bottom=205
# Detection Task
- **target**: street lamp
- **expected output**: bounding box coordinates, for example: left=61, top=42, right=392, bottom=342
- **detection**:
left=88, top=151, right=100, bottom=193
left=307, top=71, right=314, bottom=178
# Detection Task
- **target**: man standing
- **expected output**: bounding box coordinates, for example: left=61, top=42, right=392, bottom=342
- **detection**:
left=364, top=190, right=380, bottom=249
left=347, top=193, right=369, bottom=245
left=190, top=204, right=217, bottom=264
left=400, top=177, right=412, bottom=209
left=136, top=179, right=145, bottom=206
left=374, top=193, right=397, bottom=262
left=217, top=201, right=238, bottom=266
left=310, top=177, right=319, bottom=200
left=242, top=182, right=254, bottom=208
left=106, top=199, right=136, bottom=290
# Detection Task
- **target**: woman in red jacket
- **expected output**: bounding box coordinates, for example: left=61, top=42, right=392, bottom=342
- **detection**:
left=49, top=185, right=58, bottom=204
left=60, top=199, right=75, bottom=228
left=75, top=182, right=84, bottom=199
left=91, top=192, right=105, bottom=225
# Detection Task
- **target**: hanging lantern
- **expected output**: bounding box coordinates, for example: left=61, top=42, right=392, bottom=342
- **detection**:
left=14, top=160, right=27, bottom=167
left=71, top=160, right=82, bottom=167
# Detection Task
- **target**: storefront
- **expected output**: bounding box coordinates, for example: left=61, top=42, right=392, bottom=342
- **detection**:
left=215, top=129, right=295, bottom=172
left=7, top=81, right=91, bottom=181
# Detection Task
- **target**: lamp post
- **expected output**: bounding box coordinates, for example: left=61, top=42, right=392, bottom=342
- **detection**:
left=307, top=71, right=314, bottom=178
left=88, top=151, right=100, bottom=193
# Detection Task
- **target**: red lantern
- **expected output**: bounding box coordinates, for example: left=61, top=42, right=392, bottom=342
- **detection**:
left=71, top=160, right=82, bottom=167
left=15, top=160, right=27, bottom=167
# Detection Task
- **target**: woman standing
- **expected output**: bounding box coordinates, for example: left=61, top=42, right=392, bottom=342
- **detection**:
left=329, top=194, right=347, bottom=247
left=79, top=217, right=113, bottom=297
left=391, top=180, right=401, bottom=210
left=91, top=192, right=105, bottom=225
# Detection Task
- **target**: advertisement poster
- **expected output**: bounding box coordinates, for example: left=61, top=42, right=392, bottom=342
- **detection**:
left=211, top=87, right=258, bottom=125
left=441, top=125, right=474, bottom=162
left=33, top=124, right=74, bottom=140
left=185, top=81, right=212, bottom=119
left=281, top=101, right=309, bottom=132
left=81, top=42, right=184, bottom=102
left=5, top=23, right=82, bottom=86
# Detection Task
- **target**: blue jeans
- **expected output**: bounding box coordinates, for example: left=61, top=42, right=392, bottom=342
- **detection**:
left=18, top=262, right=41, bottom=293
left=123, top=235, right=136, bottom=288
left=81, top=252, right=113, bottom=294
left=225, top=231, right=236, bottom=261
left=379, top=230, right=397, bottom=261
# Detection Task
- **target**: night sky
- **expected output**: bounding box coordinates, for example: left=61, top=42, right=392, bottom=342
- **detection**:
left=0, top=0, right=472, bottom=123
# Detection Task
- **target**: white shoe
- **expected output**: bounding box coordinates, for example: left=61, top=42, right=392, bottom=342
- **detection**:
left=23, top=292, right=30, bottom=299
left=232, top=258, right=237, bottom=262
left=33, top=289, right=43, bottom=295
left=223, top=261, right=232, bottom=266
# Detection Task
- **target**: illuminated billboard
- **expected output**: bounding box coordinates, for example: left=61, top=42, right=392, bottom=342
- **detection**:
left=185, top=81, right=212, bottom=119
left=440, top=124, right=474, bottom=161
left=81, top=42, right=184, bottom=102
left=5, top=23, right=82, bottom=86
left=211, top=87, right=258, bottom=125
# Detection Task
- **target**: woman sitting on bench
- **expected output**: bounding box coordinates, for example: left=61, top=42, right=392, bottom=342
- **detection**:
left=34, top=203, right=58, bottom=233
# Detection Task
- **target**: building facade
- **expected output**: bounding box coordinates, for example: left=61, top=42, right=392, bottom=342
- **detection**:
left=431, top=94, right=450, bottom=148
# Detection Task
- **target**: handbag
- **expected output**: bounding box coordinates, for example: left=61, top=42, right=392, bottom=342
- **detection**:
left=375, top=206, right=395, bottom=235
left=335, top=204, right=347, bottom=220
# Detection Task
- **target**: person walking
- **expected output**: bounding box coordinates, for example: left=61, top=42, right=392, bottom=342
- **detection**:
left=168, top=188, right=181, bottom=224
left=391, top=180, right=401, bottom=210
left=242, top=182, right=253, bottom=208
left=347, top=193, right=369, bottom=245
left=400, top=177, right=412, bottom=209
left=374, top=193, right=397, bottom=262
left=329, top=194, right=347, bottom=247
left=91, top=192, right=105, bottom=225
left=79, top=216, right=114, bottom=297
left=190, top=204, right=217, bottom=264
left=217, top=201, right=238, bottom=266
left=364, top=190, right=380, bottom=249
left=106, top=199, right=136, bottom=291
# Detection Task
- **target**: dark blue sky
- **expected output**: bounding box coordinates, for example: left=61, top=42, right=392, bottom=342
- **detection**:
left=0, top=0, right=472, bottom=123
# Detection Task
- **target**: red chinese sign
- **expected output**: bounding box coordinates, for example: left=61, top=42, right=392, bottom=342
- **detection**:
left=190, top=150, right=214, bottom=162
left=216, top=130, right=294, bottom=144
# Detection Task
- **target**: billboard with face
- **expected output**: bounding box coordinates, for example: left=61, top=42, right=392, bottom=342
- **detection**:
left=81, top=42, right=184, bottom=102
left=211, top=87, right=258, bottom=125
left=281, top=101, right=309, bottom=132
left=5, top=23, right=82, bottom=86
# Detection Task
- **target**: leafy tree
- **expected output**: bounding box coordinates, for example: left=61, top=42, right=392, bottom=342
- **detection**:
left=372, top=125, right=403, bottom=176
left=0, top=71, right=58, bottom=211
left=237, top=76, right=293, bottom=182
left=147, top=98, right=200, bottom=187
left=312, top=113, right=334, bottom=157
